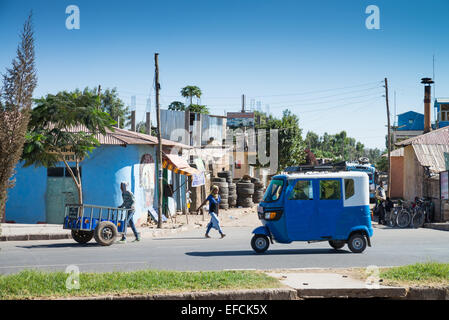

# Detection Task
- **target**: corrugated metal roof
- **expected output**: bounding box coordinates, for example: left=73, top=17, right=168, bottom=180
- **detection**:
left=395, top=125, right=449, bottom=146
left=412, top=144, right=449, bottom=173
left=59, top=125, right=191, bottom=148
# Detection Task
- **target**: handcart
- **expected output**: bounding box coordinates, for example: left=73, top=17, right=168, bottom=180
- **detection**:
left=63, top=204, right=129, bottom=246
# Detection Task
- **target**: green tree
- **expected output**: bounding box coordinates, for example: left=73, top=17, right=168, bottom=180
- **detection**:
left=181, top=85, right=202, bottom=106
left=0, top=13, right=37, bottom=223
left=99, top=87, right=130, bottom=129
left=375, top=155, right=388, bottom=172
left=255, top=109, right=306, bottom=171
left=21, top=89, right=116, bottom=204
left=168, top=101, right=186, bottom=111
left=189, top=104, right=209, bottom=114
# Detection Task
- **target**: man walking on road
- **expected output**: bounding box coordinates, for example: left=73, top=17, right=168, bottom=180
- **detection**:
left=196, top=185, right=226, bottom=239
left=117, top=182, right=141, bottom=243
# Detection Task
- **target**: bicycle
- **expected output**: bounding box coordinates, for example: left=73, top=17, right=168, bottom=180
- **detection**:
left=410, top=198, right=425, bottom=228
left=396, top=199, right=412, bottom=228
left=385, top=205, right=398, bottom=227
left=422, top=197, right=434, bottom=223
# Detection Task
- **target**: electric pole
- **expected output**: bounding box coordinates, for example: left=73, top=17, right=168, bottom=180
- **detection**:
left=155, top=53, right=163, bottom=228
left=384, top=78, right=391, bottom=198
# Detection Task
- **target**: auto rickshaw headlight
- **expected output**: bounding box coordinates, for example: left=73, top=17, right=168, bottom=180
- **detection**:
left=265, top=211, right=281, bottom=220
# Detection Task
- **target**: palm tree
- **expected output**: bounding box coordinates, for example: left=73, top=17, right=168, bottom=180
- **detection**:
left=181, top=86, right=202, bottom=107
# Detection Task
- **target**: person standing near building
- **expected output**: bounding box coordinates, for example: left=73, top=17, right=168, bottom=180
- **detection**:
left=375, top=181, right=387, bottom=225
left=118, top=182, right=141, bottom=243
left=196, top=185, right=226, bottom=239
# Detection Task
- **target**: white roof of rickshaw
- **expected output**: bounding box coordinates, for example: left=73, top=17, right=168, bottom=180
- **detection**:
left=280, top=171, right=369, bottom=180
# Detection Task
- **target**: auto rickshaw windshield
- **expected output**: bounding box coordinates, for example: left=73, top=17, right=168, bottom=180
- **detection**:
left=263, top=179, right=284, bottom=202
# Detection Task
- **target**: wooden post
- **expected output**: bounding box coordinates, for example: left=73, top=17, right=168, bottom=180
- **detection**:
left=155, top=53, right=163, bottom=228
left=385, top=78, right=391, bottom=198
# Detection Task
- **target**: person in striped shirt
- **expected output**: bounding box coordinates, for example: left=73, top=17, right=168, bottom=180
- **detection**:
left=118, top=182, right=141, bottom=243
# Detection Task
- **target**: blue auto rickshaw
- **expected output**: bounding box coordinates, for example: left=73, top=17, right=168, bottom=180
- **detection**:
left=251, top=171, right=373, bottom=253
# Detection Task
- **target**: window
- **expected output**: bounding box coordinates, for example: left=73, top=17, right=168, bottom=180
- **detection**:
left=441, top=104, right=449, bottom=122
left=289, top=180, right=313, bottom=200
left=319, top=180, right=341, bottom=200
left=65, top=167, right=82, bottom=178
left=263, top=179, right=284, bottom=202
left=47, top=167, right=64, bottom=177
left=345, top=179, right=355, bottom=200
left=47, top=167, right=82, bottom=177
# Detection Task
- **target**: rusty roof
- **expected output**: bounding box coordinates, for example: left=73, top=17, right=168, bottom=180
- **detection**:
left=395, top=125, right=449, bottom=146
left=62, top=125, right=191, bottom=148
left=412, top=144, right=449, bottom=173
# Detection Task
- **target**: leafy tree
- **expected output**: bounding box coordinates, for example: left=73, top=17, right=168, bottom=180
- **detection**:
left=189, top=104, right=209, bottom=114
left=21, top=89, right=116, bottom=204
left=99, top=87, right=130, bottom=129
left=168, top=101, right=186, bottom=111
left=181, top=85, right=202, bottom=106
left=255, top=109, right=306, bottom=171
left=375, top=155, right=388, bottom=172
left=0, top=13, right=37, bottom=223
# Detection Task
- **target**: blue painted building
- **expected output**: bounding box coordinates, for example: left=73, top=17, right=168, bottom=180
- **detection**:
left=5, top=128, right=191, bottom=225
left=434, top=98, right=449, bottom=129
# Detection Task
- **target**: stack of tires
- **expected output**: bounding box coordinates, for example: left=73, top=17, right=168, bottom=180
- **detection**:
left=236, top=178, right=255, bottom=208
left=211, top=176, right=229, bottom=210
left=251, top=178, right=265, bottom=204
left=228, top=182, right=237, bottom=207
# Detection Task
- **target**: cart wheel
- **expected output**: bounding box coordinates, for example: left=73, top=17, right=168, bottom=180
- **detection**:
left=251, top=234, right=269, bottom=253
left=94, top=221, right=118, bottom=246
left=328, top=240, right=345, bottom=250
left=347, top=233, right=367, bottom=253
left=71, top=230, right=94, bottom=244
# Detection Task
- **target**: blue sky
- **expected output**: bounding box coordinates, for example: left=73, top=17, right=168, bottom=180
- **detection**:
left=1, top=0, right=448, bottom=149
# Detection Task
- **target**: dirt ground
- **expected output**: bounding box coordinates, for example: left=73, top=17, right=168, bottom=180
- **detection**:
left=141, top=206, right=262, bottom=229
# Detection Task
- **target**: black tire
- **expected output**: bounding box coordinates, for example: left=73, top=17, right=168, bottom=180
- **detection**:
left=94, top=221, right=118, bottom=246
left=251, top=234, right=270, bottom=253
left=396, top=209, right=411, bottom=228
left=220, top=193, right=229, bottom=200
left=214, top=182, right=228, bottom=188
left=212, top=177, right=226, bottom=183
left=218, top=171, right=231, bottom=177
left=254, top=182, right=265, bottom=189
left=238, top=201, right=254, bottom=208
left=412, top=209, right=425, bottom=228
left=237, top=182, right=254, bottom=189
left=220, top=198, right=228, bottom=204
left=347, top=233, right=367, bottom=253
left=71, top=230, right=94, bottom=244
left=219, top=204, right=229, bottom=210
left=329, top=240, right=345, bottom=250
left=238, top=188, right=255, bottom=195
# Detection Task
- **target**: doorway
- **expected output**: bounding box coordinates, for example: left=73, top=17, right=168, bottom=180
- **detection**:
left=45, top=167, right=80, bottom=224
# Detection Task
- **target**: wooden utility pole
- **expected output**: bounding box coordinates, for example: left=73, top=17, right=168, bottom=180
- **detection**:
left=155, top=53, right=163, bottom=228
left=384, top=78, right=391, bottom=198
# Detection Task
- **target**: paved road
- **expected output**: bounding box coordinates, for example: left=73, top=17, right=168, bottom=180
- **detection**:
left=1, top=226, right=449, bottom=274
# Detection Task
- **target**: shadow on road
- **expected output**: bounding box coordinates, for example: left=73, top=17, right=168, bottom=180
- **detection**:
left=152, top=237, right=207, bottom=241
left=16, top=243, right=101, bottom=249
left=185, top=248, right=351, bottom=257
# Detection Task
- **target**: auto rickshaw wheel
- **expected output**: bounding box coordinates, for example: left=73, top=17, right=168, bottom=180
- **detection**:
left=251, top=234, right=269, bottom=253
left=94, top=221, right=118, bottom=246
left=328, top=240, right=345, bottom=250
left=347, top=233, right=367, bottom=253
left=71, top=230, right=94, bottom=244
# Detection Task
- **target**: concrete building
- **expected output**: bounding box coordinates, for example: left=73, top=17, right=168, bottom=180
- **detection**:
left=395, top=125, right=449, bottom=221
left=5, top=127, right=192, bottom=225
